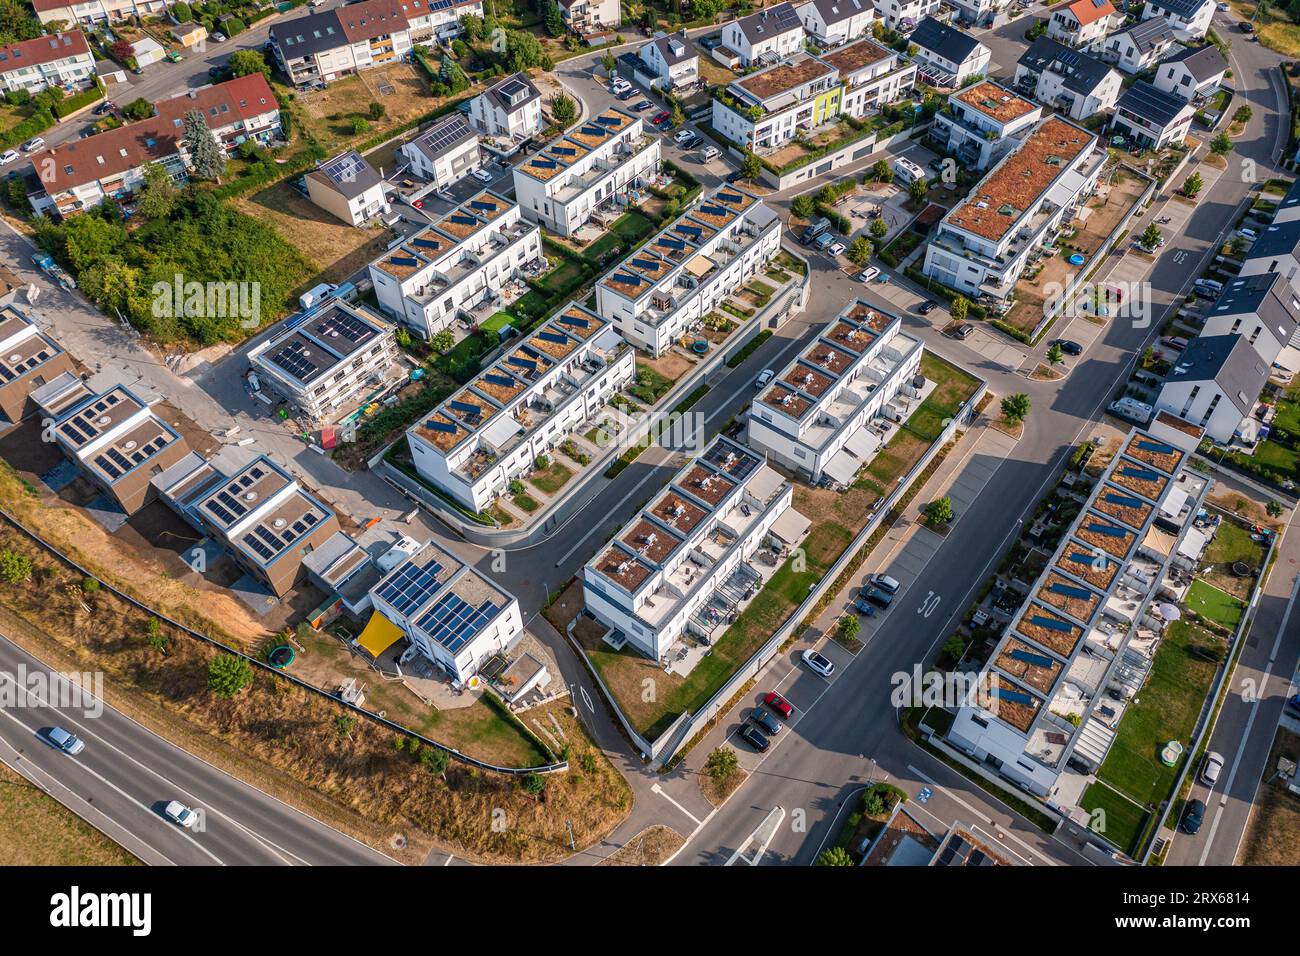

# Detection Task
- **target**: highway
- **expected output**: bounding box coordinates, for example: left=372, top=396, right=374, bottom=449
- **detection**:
left=0, top=635, right=395, bottom=866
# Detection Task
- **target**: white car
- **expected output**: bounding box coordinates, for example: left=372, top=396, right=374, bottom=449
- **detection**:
left=827, top=241, right=846, bottom=257
left=164, top=800, right=198, bottom=828
left=1216, top=1, right=1229, bottom=8
left=801, top=648, right=835, bottom=677
left=754, top=369, right=775, bottom=388
left=212, top=32, right=227, bottom=42
left=1200, top=751, right=1224, bottom=785
left=471, top=168, right=493, bottom=184
left=673, top=128, right=695, bottom=145
left=857, top=267, right=880, bottom=283
left=21, top=136, right=45, bottom=152
left=0, top=149, right=18, bottom=166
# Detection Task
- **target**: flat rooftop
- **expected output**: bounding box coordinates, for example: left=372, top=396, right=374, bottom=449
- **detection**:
left=734, top=53, right=835, bottom=105
left=953, top=81, right=1038, bottom=124
left=819, top=37, right=893, bottom=76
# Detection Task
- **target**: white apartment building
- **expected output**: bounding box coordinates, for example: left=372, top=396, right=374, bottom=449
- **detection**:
left=248, top=300, right=399, bottom=423
left=369, top=190, right=542, bottom=340
left=1240, top=220, right=1300, bottom=291
left=1047, top=0, right=1117, bottom=49
left=797, top=0, right=878, bottom=47
left=948, top=426, right=1210, bottom=799
left=305, top=150, right=390, bottom=227
left=468, top=73, right=543, bottom=140
left=923, top=117, right=1102, bottom=300
left=397, top=113, right=481, bottom=188
left=513, top=107, right=660, bottom=237
left=721, top=2, right=805, bottom=68
left=747, top=300, right=924, bottom=481
left=271, top=0, right=483, bottom=88
left=1111, top=79, right=1194, bottom=150
left=908, top=16, right=991, bottom=88
left=947, top=0, right=1002, bottom=28
left=930, top=80, right=1041, bottom=172
left=593, top=187, right=782, bottom=356
left=638, top=31, right=699, bottom=90
left=1099, top=18, right=1177, bottom=74
left=0, top=31, right=94, bottom=94
left=711, top=53, right=842, bottom=153
left=406, top=303, right=635, bottom=512
left=1157, top=334, right=1271, bottom=443
left=819, top=37, right=917, bottom=120
left=558, top=0, right=620, bottom=33
left=1013, top=37, right=1121, bottom=123
left=1140, top=0, right=1215, bottom=41
left=871, top=0, right=941, bottom=31
left=30, top=0, right=168, bottom=24
left=1200, top=272, right=1300, bottom=368
left=582, top=436, right=805, bottom=661
left=368, top=540, right=523, bottom=683
left=1152, top=45, right=1229, bottom=102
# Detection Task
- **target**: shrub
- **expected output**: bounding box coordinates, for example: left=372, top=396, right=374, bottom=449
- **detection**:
left=207, top=653, right=254, bottom=698
left=0, top=551, right=31, bottom=584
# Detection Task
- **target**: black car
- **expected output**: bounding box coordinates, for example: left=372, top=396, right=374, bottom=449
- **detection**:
left=859, top=585, right=893, bottom=608
left=749, top=708, right=782, bottom=736
left=1181, top=798, right=1206, bottom=834
left=1051, top=338, right=1083, bottom=356
left=93, top=101, right=114, bottom=116
left=725, top=170, right=747, bottom=184
left=616, top=88, right=636, bottom=100
left=739, top=723, right=770, bottom=752
left=915, top=299, right=937, bottom=315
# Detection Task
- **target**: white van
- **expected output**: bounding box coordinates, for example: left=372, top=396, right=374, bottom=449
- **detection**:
left=299, top=282, right=337, bottom=311
left=1109, top=397, right=1153, bottom=423
left=892, top=156, right=926, bottom=186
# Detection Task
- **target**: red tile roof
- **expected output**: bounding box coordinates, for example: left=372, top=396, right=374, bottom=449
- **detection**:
left=0, top=30, right=89, bottom=75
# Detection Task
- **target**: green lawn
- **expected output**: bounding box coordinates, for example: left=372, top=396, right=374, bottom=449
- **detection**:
left=587, top=211, right=658, bottom=266
left=512, top=492, right=540, bottom=513
left=1080, top=781, right=1149, bottom=856
left=628, top=362, right=675, bottom=405
left=527, top=460, right=573, bottom=495
left=1205, top=517, right=1266, bottom=569
left=1098, top=621, right=1224, bottom=807
left=1186, top=579, right=1244, bottom=630
left=1254, top=439, right=1298, bottom=474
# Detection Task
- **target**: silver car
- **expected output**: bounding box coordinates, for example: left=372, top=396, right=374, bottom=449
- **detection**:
left=1200, top=751, right=1224, bottom=786
left=47, top=726, right=85, bottom=755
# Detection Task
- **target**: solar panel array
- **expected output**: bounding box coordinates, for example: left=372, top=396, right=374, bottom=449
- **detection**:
left=416, top=592, right=499, bottom=653
left=269, top=339, right=321, bottom=383
left=93, top=433, right=172, bottom=481
left=240, top=510, right=321, bottom=563
left=322, top=150, right=367, bottom=185
left=416, top=114, right=473, bottom=155
left=58, top=392, right=123, bottom=446
left=204, top=465, right=268, bottom=526
left=376, top=554, right=446, bottom=617
left=313, top=309, right=376, bottom=349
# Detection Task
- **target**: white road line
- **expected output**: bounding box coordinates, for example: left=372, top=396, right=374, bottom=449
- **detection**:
left=651, top=782, right=703, bottom=826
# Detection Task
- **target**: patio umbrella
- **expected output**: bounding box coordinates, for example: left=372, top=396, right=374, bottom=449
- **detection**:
left=1157, top=603, right=1181, bottom=621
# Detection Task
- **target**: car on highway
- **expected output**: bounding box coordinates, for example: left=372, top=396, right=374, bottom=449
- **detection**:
left=1200, top=751, right=1224, bottom=786
left=1051, top=338, right=1083, bottom=356
left=1181, top=798, right=1206, bottom=834
left=857, top=267, right=880, bottom=283
left=870, top=573, right=901, bottom=594
left=164, top=800, right=199, bottom=828
left=0, top=150, right=18, bottom=166
left=739, top=723, right=770, bottom=751
left=915, top=299, right=937, bottom=315
left=950, top=323, right=974, bottom=340
left=633, top=99, right=653, bottom=111
left=764, top=691, right=794, bottom=720
left=754, top=368, right=775, bottom=388
left=801, top=648, right=836, bottom=677
left=21, top=136, right=45, bottom=152
left=827, top=241, right=846, bottom=257
left=471, top=168, right=494, bottom=184
left=859, top=585, right=894, bottom=608
left=853, top=596, right=877, bottom=616
left=700, top=144, right=719, bottom=161
left=46, top=726, right=85, bottom=755
left=749, top=708, right=782, bottom=736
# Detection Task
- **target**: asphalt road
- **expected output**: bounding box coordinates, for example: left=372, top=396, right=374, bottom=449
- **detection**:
left=0, top=634, right=395, bottom=866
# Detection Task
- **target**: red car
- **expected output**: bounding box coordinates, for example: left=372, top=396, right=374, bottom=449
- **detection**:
left=764, top=691, right=794, bottom=720
left=651, top=110, right=670, bottom=126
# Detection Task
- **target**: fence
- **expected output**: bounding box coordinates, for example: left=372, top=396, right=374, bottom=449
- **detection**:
left=0, top=506, right=567, bottom=777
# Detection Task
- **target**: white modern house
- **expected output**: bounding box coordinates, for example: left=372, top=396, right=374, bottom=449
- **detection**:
left=304, top=150, right=390, bottom=227
left=797, top=0, right=878, bottom=47
left=871, top=0, right=941, bottom=31
left=405, top=303, right=634, bottom=513
left=637, top=31, right=699, bottom=90
left=947, top=0, right=1002, bottom=29
left=582, top=436, right=806, bottom=662
left=930, top=80, right=1042, bottom=172
left=0, top=31, right=95, bottom=94
left=1152, top=45, right=1228, bottom=102
left=1239, top=221, right=1300, bottom=291
left=922, top=117, right=1102, bottom=301
left=397, top=113, right=482, bottom=188
left=711, top=53, right=843, bottom=153
left=31, top=0, right=168, bottom=24
left=908, top=16, right=991, bottom=88
left=1140, top=0, right=1215, bottom=41
left=820, top=37, right=917, bottom=120
left=593, top=187, right=783, bottom=356
left=369, top=190, right=542, bottom=340
left=1156, top=334, right=1270, bottom=443
left=512, top=107, right=660, bottom=237
left=1013, top=36, right=1121, bottom=123
left=557, top=0, right=620, bottom=34
left=721, top=2, right=806, bottom=68
left=1200, top=272, right=1300, bottom=369
left=368, top=540, right=523, bottom=683
left=1098, top=18, right=1176, bottom=74
left=1047, top=0, right=1117, bottom=49
left=747, top=300, right=925, bottom=482
left=468, top=72, right=543, bottom=140
left=248, top=300, right=400, bottom=423
left=1111, top=79, right=1194, bottom=150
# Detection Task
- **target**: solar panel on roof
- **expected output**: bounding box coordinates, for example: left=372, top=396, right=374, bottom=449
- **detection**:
left=411, top=236, right=441, bottom=249
left=580, top=125, right=606, bottom=136
left=995, top=688, right=1033, bottom=705
left=700, top=204, right=727, bottom=216
left=415, top=592, right=499, bottom=652
left=1136, top=439, right=1175, bottom=454
left=631, top=257, right=659, bottom=270
left=508, top=356, right=537, bottom=372
left=659, top=237, right=685, bottom=249
left=552, top=145, right=576, bottom=155
left=376, top=554, right=445, bottom=617
left=1087, top=522, right=1126, bottom=537
left=415, top=115, right=472, bottom=155
left=559, top=315, right=590, bottom=328
left=1049, top=582, right=1094, bottom=600
left=448, top=400, right=482, bottom=422
left=448, top=213, right=478, bottom=226
left=1030, top=614, right=1073, bottom=632
left=323, top=151, right=368, bottom=185
left=538, top=331, right=567, bottom=344
left=425, top=419, right=457, bottom=434
left=1120, top=465, right=1161, bottom=480
left=717, top=191, right=745, bottom=204
left=484, top=373, right=515, bottom=388
left=1009, top=648, right=1054, bottom=668
left=1103, top=492, right=1145, bottom=508
left=1069, top=551, right=1107, bottom=566
left=469, top=199, right=496, bottom=211
left=269, top=340, right=320, bottom=382
left=613, top=273, right=641, bottom=285
left=388, top=255, right=419, bottom=267
left=314, top=310, right=374, bottom=346
left=531, top=158, right=558, bottom=168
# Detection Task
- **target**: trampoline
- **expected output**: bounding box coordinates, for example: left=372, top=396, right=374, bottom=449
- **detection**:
left=690, top=340, right=708, bottom=355
left=268, top=645, right=296, bottom=669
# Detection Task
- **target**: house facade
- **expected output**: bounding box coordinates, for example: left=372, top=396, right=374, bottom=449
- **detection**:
left=557, top=0, right=620, bottom=33
left=871, top=0, right=941, bottom=31
left=711, top=53, right=842, bottom=153
left=908, top=16, right=991, bottom=88
left=721, top=2, right=805, bottom=68
left=1047, top=0, right=1117, bottom=49
left=0, top=31, right=95, bottom=94
left=304, top=149, right=390, bottom=227
left=1013, top=36, right=1122, bottom=123
left=0, top=304, right=76, bottom=424
left=796, top=0, right=878, bottom=46
left=1140, top=0, right=1215, bottom=41
left=1156, top=334, right=1270, bottom=443
left=930, top=79, right=1042, bottom=172
left=1097, top=17, right=1176, bottom=73
left=468, top=72, right=543, bottom=140
left=1152, top=45, right=1228, bottom=102
left=820, top=37, right=916, bottom=120
left=397, top=113, right=481, bottom=187
left=637, top=31, right=699, bottom=90
left=1111, top=79, right=1194, bottom=150
left=1200, top=272, right=1300, bottom=368
left=30, top=0, right=168, bottom=24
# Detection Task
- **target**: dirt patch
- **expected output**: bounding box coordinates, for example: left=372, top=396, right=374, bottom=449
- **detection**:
left=700, top=764, right=748, bottom=806
left=0, top=760, right=140, bottom=865
left=1240, top=727, right=1300, bottom=865
left=1031, top=364, right=1064, bottom=381
left=599, top=824, right=686, bottom=865
left=296, top=63, right=436, bottom=153
left=638, top=348, right=696, bottom=384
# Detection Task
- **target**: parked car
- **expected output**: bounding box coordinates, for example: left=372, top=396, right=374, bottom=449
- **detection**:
left=700, top=144, right=720, bottom=161
left=813, top=232, right=836, bottom=251
left=21, top=136, right=45, bottom=152
left=93, top=101, right=114, bottom=115
left=749, top=708, right=782, bottom=736
left=950, top=323, right=974, bottom=340
left=764, top=691, right=794, bottom=720
left=1238, top=227, right=1259, bottom=241
left=859, top=585, right=893, bottom=608
left=827, top=241, right=846, bottom=257
left=1239, top=21, right=1254, bottom=32
left=1200, top=751, right=1224, bottom=786
left=633, top=99, right=653, bottom=111
left=46, top=727, right=85, bottom=755
left=700, top=35, right=721, bottom=50
left=915, top=299, right=937, bottom=315
left=1160, top=335, right=1189, bottom=352
left=673, top=129, right=696, bottom=146
left=471, top=168, right=494, bottom=184
left=739, top=723, right=770, bottom=751
left=1051, top=338, right=1083, bottom=356
left=857, top=267, right=880, bottom=283
left=651, top=110, right=669, bottom=125
left=616, top=88, right=636, bottom=101
left=853, top=596, right=877, bottom=616
left=800, top=217, right=830, bottom=245
left=801, top=649, right=835, bottom=677
left=871, top=573, right=901, bottom=594
left=725, top=170, right=746, bottom=184
left=1181, top=798, right=1206, bottom=834
left=754, top=369, right=775, bottom=388
left=212, top=31, right=227, bottom=41
left=1287, top=692, right=1300, bottom=716
left=0, top=150, right=18, bottom=166
left=164, top=800, right=199, bottom=828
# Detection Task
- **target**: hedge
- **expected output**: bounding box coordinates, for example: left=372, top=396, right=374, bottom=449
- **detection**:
left=903, top=264, right=989, bottom=319
left=0, top=109, right=56, bottom=151
left=52, top=82, right=105, bottom=119
left=727, top=329, right=772, bottom=367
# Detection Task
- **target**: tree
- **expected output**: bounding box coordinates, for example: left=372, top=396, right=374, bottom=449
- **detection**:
left=207, top=653, right=253, bottom=698
left=183, top=109, right=225, bottom=182
left=670, top=101, right=685, bottom=128
left=421, top=747, right=450, bottom=777
left=694, top=0, right=723, bottom=19
left=1234, top=104, right=1253, bottom=123
left=869, top=216, right=888, bottom=241
left=704, top=745, right=739, bottom=782
left=136, top=163, right=179, bottom=222
left=1047, top=341, right=1063, bottom=365
left=816, top=846, right=854, bottom=866
left=1182, top=171, right=1203, bottom=198
left=122, top=97, right=154, bottom=121
left=838, top=614, right=860, bottom=643
left=950, top=295, right=969, bottom=323
left=545, top=0, right=564, bottom=37
left=368, top=101, right=385, bottom=120
left=460, top=12, right=484, bottom=42
left=520, top=771, right=546, bottom=796
left=551, top=92, right=576, bottom=126
left=1268, top=499, right=1283, bottom=518
left=1140, top=223, right=1162, bottom=249
left=170, top=1, right=193, bottom=21
left=506, top=30, right=547, bottom=72
left=110, top=38, right=134, bottom=62
left=228, top=49, right=269, bottom=79
left=601, top=50, right=616, bottom=74
left=870, top=158, right=891, bottom=182
left=791, top=194, right=815, bottom=219
left=848, top=236, right=872, bottom=265
left=907, top=177, right=928, bottom=206
left=740, top=150, right=762, bottom=181
left=0, top=550, right=31, bottom=584
left=430, top=329, right=456, bottom=353
left=1210, top=132, right=1232, bottom=155
left=924, top=496, right=953, bottom=525
left=1001, top=392, right=1031, bottom=425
